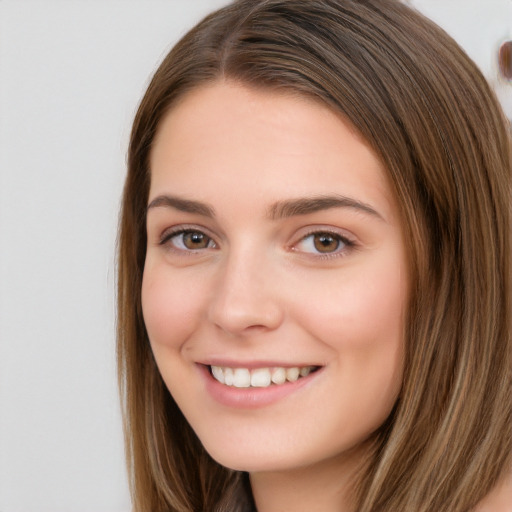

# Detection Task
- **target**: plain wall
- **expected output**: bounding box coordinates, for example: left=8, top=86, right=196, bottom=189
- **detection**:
left=0, top=1, right=510, bottom=511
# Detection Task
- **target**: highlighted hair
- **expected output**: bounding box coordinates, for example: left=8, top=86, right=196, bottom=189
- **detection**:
left=117, top=1, right=512, bottom=510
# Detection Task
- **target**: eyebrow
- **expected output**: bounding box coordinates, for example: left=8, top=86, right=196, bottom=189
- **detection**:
left=146, top=194, right=383, bottom=221
left=267, top=195, right=383, bottom=220
left=147, top=195, right=215, bottom=217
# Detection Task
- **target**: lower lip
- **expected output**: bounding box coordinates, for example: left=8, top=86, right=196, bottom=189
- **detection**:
left=198, top=365, right=321, bottom=409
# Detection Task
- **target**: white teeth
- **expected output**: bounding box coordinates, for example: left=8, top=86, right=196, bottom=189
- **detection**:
left=224, top=367, right=234, bottom=386
left=271, top=367, right=286, bottom=385
left=286, top=367, right=300, bottom=382
left=251, top=368, right=271, bottom=387
left=233, top=368, right=251, bottom=388
left=210, top=365, right=316, bottom=387
left=300, top=366, right=312, bottom=377
left=211, top=365, right=225, bottom=384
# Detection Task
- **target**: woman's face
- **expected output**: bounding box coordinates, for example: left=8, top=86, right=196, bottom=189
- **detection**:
left=142, top=82, right=407, bottom=473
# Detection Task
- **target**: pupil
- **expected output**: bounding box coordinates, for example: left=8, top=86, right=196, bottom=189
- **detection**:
left=314, top=234, right=339, bottom=253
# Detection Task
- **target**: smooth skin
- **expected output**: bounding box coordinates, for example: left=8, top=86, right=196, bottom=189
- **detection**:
left=142, top=82, right=408, bottom=512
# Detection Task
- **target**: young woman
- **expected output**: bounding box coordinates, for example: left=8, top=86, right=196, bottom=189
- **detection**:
left=117, top=1, right=512, bottom=510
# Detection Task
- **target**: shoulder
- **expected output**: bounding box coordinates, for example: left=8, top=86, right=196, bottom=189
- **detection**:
left=473, top=471, right=512, bottom=512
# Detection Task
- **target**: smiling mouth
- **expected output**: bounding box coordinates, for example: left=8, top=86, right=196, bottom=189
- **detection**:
left=209, top=365, right=320, bottom=388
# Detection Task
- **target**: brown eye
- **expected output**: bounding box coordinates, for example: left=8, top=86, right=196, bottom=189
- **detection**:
left=162, top=229, right=215, bottom=251
left=313, top=233, right=341, bottom=253
left=181, top=231, right=212, bottom=249
left=294, top=231, right=351, bottom=256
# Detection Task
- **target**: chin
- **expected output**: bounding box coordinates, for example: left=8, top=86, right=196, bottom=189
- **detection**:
left=195, top=425, right=375, bottom=475
left=200, top=439, right=290, bottom=473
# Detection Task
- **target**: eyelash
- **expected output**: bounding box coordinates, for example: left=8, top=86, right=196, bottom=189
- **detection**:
left=158, top=226, right=357, bottom=259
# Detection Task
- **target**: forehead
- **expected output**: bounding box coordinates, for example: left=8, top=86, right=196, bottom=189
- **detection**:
left=152, top=81, right=369, bottom=160
left=149, top=81, right=398, bottom=223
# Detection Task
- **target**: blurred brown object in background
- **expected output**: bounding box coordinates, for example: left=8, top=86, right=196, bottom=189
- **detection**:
left=499, top=41, right=512, bottom=80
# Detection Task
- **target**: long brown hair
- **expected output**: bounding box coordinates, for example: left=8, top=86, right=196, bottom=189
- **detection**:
left=117, top=1, right=512, bottom=510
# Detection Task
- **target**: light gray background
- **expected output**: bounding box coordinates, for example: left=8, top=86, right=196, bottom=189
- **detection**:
left=0, top=1, right=510, bottom=511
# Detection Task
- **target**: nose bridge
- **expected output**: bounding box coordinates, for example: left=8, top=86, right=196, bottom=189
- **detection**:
left=207, top=241, right=283, bottom=334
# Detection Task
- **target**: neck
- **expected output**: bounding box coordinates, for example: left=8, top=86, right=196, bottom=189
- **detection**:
left=249, top=440, right=375, bottom=512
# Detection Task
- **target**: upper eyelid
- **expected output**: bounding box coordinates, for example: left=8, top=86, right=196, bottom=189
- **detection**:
left=290, top=225, right=358, bottom=245
left=159, top=224, right=217, bottom=241
left=300, top=231, right=354, bottom=244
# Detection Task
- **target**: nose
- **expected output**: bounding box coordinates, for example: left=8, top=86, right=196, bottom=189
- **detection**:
left=207, top=247, right=284, bottom=336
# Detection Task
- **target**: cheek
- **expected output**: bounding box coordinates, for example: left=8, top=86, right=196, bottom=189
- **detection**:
left=296, top=261, right=406, bottom=347
left=141, top=263, right=203, bottom=350
left=293, top=257, right=406, bottom=404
